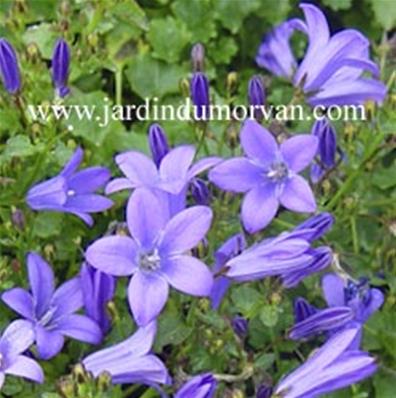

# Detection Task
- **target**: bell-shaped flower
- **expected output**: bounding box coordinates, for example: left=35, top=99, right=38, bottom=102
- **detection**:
left=175, top=373, right=217, bottom=398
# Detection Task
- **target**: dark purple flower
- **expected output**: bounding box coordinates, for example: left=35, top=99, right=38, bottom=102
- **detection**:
left=0, top=38, right=21, bottom=94
left=80, top=263, right=116, bottom=334
left=83, top=321, right=170, bottom=386
left=0, top=320, right=43, bottom=388
left=191, top=178, right=210, bottom=206
left=52, top=38, right=70, bottom=98
left=191, top=72, right=210, bottom=120
left=210, top=233, right=246, bottom=309
left=191, top=43, right=205, bottom=72
left=148, top=123, right=169, bottom=168
left=209, top=120, right=318, bottom=233
left=26, top=147, right=113, bottom=226
left=293, top=297, right=317, bottom=323
left=274, top=327, right=377, bottom=397
left=257, top=384, right=273, bottom=398
left=175, top=373, right=217, bottom=398
left=248, top=75, right=265, bottom=121
left=231, top=316, right=249, bottom=338
left=312, top=118, right=337, bottom=168
left=86, top=188, right=214, bottom=326
left=2, top=253, right=102, bottom=360
left=292, top=212, right=334, bottom=242
left=257, top=4, right=387, bottom=106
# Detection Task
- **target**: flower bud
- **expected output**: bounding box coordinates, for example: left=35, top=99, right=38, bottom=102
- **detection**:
left=148, top=123, right=169, bottom=167
left=0, top=38, right=21, bottom=94
left=57, top=377, right=76, bottom=398
left=191, top=43, right=205, bottom=71
left=248, top=75, right=265, bottom=121
left=293, top=212, right=334, bottom=242
left=312, top=118, right=337, bottom=168
left=175, top=373, right=217, bottom=398
left=231, top=316, right=248, bottom=338
left=97, top=371, right=112, bottom=392
left=293, top=297, right=317, bottom=323
left=191, top=178, right=210, bottom=206
left=256, top=384, right=273, bottom=398
left=52, top=38, right=70, bottom=98
left=11, top=208, right=25, bottom=230
left=191, top=72, right=210, bottom=120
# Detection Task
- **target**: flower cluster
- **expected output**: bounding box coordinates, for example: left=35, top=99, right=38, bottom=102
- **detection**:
left=0, top=3, right=386, bottom=397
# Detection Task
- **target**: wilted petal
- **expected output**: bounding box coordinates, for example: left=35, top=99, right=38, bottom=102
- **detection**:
left=280, top=175, right=316, bottom=213
left=56, top=314, right=102, bottom=344
left=280, top=135, right=318, bottom=173
left=162, top=256, right=213, bottom=296
left=160, top=206, right=212, bottom=254
left=85, top=236, right=138, bottom=276
left=4, top=355, right=44, bottom=384
left=128, top=272, right=169, bottom=326
left=209, top=158, right=263, bottom=193
left=35, top=325, right=64, bottom=360
left=1, top=288, right=34, bottom=320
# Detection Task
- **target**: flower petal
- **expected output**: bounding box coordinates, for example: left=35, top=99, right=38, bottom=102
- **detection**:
left=162, top=256, right=213, bottom=296
left=209, top=158, right=263, bottom=193
left=68, top=167, right=111, bottom=193
left=1, top=288, right=34, bottom=320
left=52, top=277, right=83, bottom=317
left=35, top=325, right=64, bottom=360
left=128, top=272, right=169, bottom=326
left=240, top=119, right=277, bottom=166
left=60, top=147, right=84, bottom=177
left=322, top=273, right=346, bottom=307
left=188, top=156, right=222, bottom=179
left=105, top=177, right=135, bottom=194
left=55, top=314, right=102, bottom=344
left=65, top=194, right=113, bottom=213
left=5, top=355, right=44, bottom=384
left=159, top=206, right=212, bottom=254
left=241, top=184, right=279, bottom=233
left=280, top=135, right=318, bottom=173
left=0, top=320, right=35, bottom=355
left=280, top=175, right=316, bottom=213
left=85, top=236, right=138, bottom=276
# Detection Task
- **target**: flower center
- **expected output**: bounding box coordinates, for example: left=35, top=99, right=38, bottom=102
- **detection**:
left=67, top=189, right=76, bottom=196
left=266, top=161, right=288, bottom=181
left=139, top=250, right=161, bottom=272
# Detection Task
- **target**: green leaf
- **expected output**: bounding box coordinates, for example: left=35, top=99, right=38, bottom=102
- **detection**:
left=208, top=37, right=238, bottom=65
left=22, top=23, right=58, bottom=59
left=370, top=0, right=396, bottom=30
left=231, top=285, right=262, bottom=316
left=171, top=0, right=216, bottom=42
left=125, top=53, right=187, bottom=98
left=322, top=0, right=352, bottom=11
left=374, top=371, right=396, bottom=398
left=147, top=17, right=191, bottom=63
left=256, top=0, right=291, bottom=24
left=259, top=305, right=279, bottom=327
left=0, top=136, right=40, bottom=164
left=155, top=313, right=192, bottom=350
left=32, top=213, right=64, bottom=238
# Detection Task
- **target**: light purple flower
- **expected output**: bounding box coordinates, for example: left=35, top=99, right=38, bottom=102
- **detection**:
left=81, top=263, right=116, bottom=334
left=175, top=373, right=217, bottom=398
left=83, top=321, right=170, bottom=386
left=105, top=144, right=220, bottom=217
left=86, top=188, right=214, bottom=326
left=210, top=233, right=246, bottom=309
left=2, top=253, right=102, bottom=360
left=209, top=119, right=318, bottom=233
left=26, top=147, right=113, bottom=226
left=274, top=327, right=377, bottom=398
left=0, top=320, right=43, bottom=388
left=52, top=38, right=70, bottom=98
left=292, top=212, right=334, bottom=242
left=0, top=38, right=21, bottom=94
left=257, top=4, right=387, bottom=106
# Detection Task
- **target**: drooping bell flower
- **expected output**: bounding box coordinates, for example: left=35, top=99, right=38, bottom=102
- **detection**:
left=191, top=72, right=210, bottom=120
left=175, top=373, right=217, bottom=398
left=148, top=123, right=169, bottom=168
left=52, top=38, right=70, bottom=98
left=0, top=38, right=21, bottom=94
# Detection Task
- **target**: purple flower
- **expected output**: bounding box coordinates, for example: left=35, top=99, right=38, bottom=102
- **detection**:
left=293, top=297, right=317, bottom=323
left=148, top=123, right=169, bottom=168
left=231, top=316, right=249, bottom=338
left=0, top=320, right=43, bottom=388
left=52, top=38, right=70, bottom=97
left=105, top=145, right=220, bottom=217
left=80, top=263, right=116, bottom=334
left=225, top=229, right=331, bottom=285
left=209, top=120, right=318, bottom=233
left=256, top=384, right=273, bottom=398
left=83, top=321, right=170, bottom=386
left=292, top=212, right=334, bottom=242
left=86, top=188, right=214, bottom=326
left=210, top=233, right=246, bottom=309
left=2, top=253, right=102, bottom=360
left=312, top=118, right=337, bottom=168
left=257, top=4, right=387, bottom=106
left=191, top=178, right=211, bottom=206
left=191, top=72, right=210, bottom=120
left=248, top=75, right=266, bottom=121
left=175, top=373, right=217, bottom=398
left=0, top=38, right=21, bottom=94
left=26, top=147, right=113, bottom=226
left=274, top=327, right=377, bottom=398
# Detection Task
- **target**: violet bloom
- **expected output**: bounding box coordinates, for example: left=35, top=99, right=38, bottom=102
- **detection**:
left=273, top=327, right=377, bottom=398
left=0, top=38, right=21, bottom=94
left=248, top=75, right=265, bottom=121
left=175, top=373, right=217, bottom=398
left=105, top=144, right=219, bottom=217
left=26, top=147, right=113, bottom=226
left=0, top=320, right=43, bottom=388
left=209, top=119, right=318, bottom=233
left=257, top=4, right=387, bottom=106
left=210, top=233, right=246, bottom=309
left=191, top=72, right=210, bottom=120
left=256, top=384, right=273, bottom=398
left=2, top=253, right=102, bottom=360
left=191, top=178, right=211, bottom=206
left=81, top=263, right=116, bottom=334
left=86, top=188, right=214, bottom=326
left=52, top=38, right=70, bottom=97
left=148, top=123, right=169, bottom=168
left=83, top=321, right=170, bottom=386
left=231, top=316, right=249, bottom=339
left=292, top=212, right=334, bottom=242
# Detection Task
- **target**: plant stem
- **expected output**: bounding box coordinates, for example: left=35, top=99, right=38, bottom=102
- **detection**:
left=115, top=66, right=123, bottom=106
